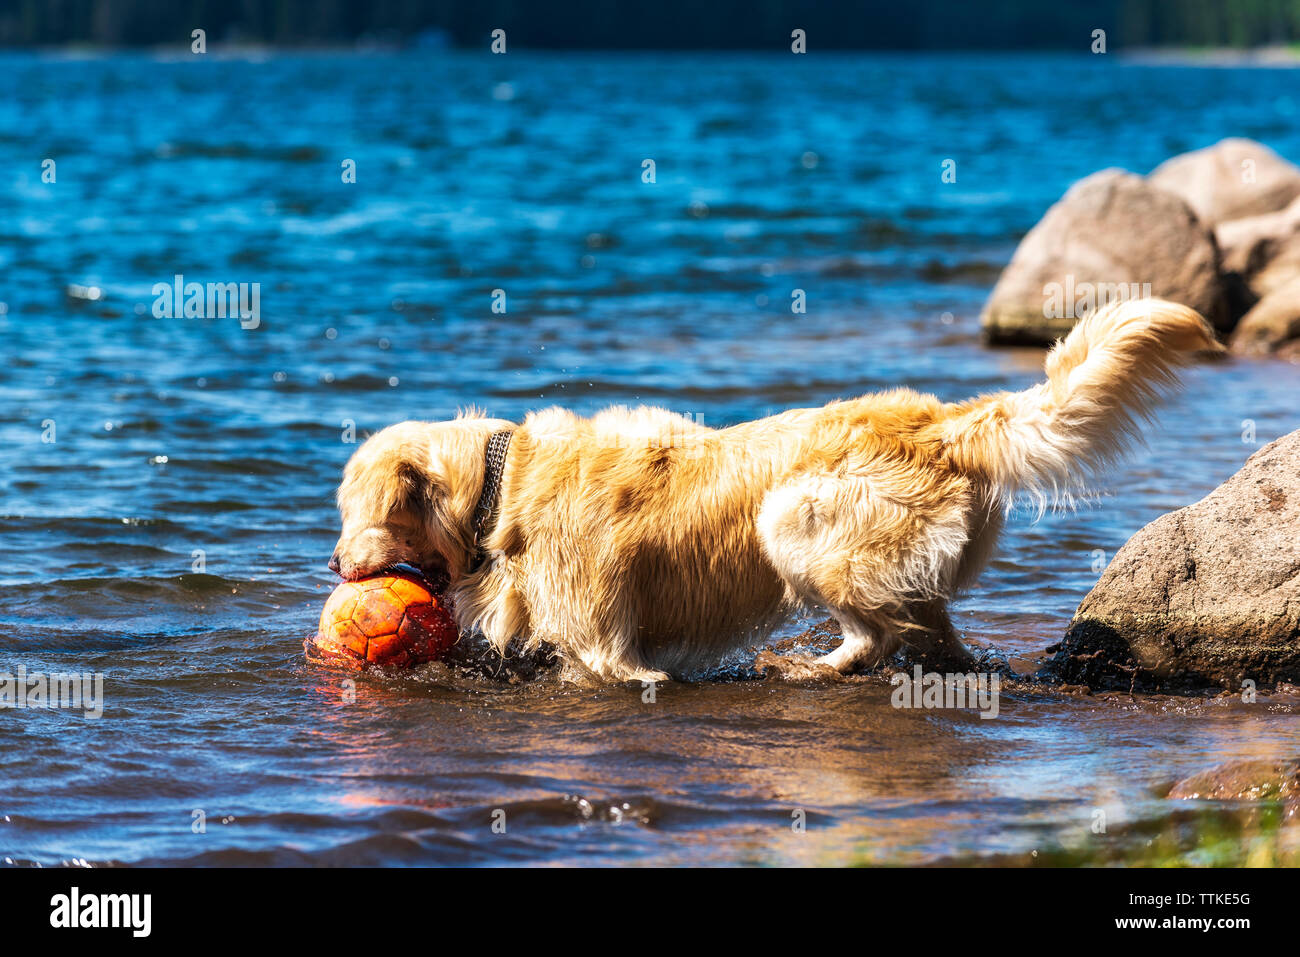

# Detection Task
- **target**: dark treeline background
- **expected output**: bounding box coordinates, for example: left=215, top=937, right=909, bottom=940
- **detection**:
left=3, top=0, right=1300, bottom=49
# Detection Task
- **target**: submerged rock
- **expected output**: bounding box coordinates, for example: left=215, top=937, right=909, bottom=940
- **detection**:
left=1168, top=758, right=1300, bottom=818
left=1149, top=137, right=1300, bottom=226
left=981, top=169, right=1230, bottom=345
left=1051, top=429, right=1300, bottom=690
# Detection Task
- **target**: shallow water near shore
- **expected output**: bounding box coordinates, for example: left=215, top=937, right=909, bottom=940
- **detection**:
left=3, top=51, right=1300, bottom=866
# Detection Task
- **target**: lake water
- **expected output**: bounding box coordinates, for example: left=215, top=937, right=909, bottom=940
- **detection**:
left=2, top=50, right=1299, bottom=866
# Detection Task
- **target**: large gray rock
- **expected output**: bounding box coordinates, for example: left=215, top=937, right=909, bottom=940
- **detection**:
left=981, top=169, right=1230, bottom=345
left=1052, top=429, right=1300, bottom=690
left=1217, top=195, right=1300, bottom=299
left=1229, top=274, right=1300, bottom=357
left=1150, top=138, right=1300, bottom=226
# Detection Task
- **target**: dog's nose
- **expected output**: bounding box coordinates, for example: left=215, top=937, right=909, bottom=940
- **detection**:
left=328, top=552, right=341, bottom=574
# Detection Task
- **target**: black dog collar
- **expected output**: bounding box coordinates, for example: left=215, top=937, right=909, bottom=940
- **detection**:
left=469, top=429, right=514, bottom=571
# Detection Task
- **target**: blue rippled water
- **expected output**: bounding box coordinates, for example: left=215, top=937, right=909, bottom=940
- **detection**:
left=2, top=51, right=1299, bottom=866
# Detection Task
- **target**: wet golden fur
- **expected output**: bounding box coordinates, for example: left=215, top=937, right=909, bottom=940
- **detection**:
left=333, top=299, right=1221, bottom=682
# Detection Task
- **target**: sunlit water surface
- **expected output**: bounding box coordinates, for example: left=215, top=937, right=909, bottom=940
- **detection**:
left=2, top=51, right=1299, bottom=865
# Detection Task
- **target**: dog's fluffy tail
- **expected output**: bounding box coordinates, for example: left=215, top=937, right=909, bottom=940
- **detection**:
left=935, top=297, right=1222, bottom=504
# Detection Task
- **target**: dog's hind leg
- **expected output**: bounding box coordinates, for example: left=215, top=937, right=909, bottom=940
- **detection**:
left=757, top=472, right=968, bottom=675
left=899, top=599, right=975, bottom=671
left=814, top=608, right=901, bottom=673
left=813, top=602, right=973, bottom=674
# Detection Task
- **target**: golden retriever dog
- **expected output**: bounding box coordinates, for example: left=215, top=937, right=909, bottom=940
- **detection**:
left=331, top=298, right=1220, bottom=682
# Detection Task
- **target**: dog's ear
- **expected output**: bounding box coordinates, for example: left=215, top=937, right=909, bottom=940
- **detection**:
left=339, top=442, right=433, bottom=520
left=379, top=459, right=431, bottom=515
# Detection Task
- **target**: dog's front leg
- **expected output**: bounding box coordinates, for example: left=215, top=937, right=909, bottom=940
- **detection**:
left=570, top=649, right=670, bottom=685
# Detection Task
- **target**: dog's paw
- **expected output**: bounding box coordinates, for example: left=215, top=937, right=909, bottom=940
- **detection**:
left=625, top=668, right=670, bottom=685
left=754, top=650, right=844, bottom=683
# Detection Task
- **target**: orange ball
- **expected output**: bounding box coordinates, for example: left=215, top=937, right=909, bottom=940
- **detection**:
left=306, top=571, right=458, bottom=669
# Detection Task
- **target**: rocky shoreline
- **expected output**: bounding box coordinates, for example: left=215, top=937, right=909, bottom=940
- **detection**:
left=982, top=137, right=1300, bottom=358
